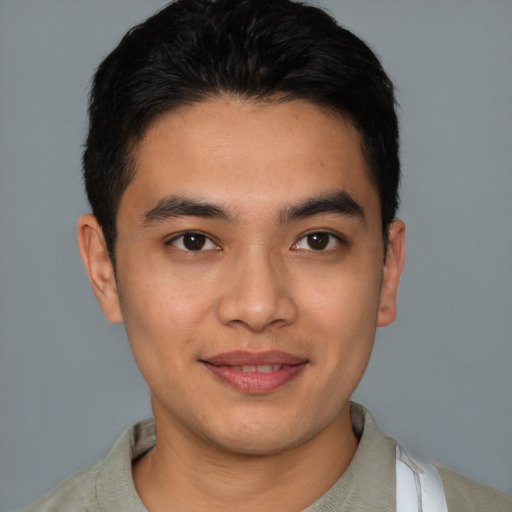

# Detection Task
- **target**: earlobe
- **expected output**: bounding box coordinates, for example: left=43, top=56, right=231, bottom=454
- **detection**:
left=77, top=214, right=123, bottom=323
left=377, top=219, right=405, bottom=327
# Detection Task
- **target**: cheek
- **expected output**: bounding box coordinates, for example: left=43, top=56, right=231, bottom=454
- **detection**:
left=118, top=278, right=216, bottom=398
left=307, top=291, right=378, bottom=407
left=118, top=270, right=217, bottom=355
left=298, top=263, right=382, bottom=365
left=300, top=260, right=382, bottom=326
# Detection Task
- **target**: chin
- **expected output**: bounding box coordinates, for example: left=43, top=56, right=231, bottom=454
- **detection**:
left=200, top=414, right=320, bottom=457
left=210, top=432, right=303, bottom=457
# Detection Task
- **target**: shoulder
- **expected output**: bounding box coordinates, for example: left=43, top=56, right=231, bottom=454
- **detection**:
left=21, top=460, right=102, bottom=511
left=437, top=464, right=512, bottom=512
left=21, top=418, right=155, bottom=512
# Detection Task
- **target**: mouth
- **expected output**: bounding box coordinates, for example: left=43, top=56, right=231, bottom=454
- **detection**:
left=200, top=351, right=308, bottom=394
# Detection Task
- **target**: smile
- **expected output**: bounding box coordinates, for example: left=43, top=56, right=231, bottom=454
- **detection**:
left=200, top=351, right=308, bottom=394
left=231, top=364, right=284, bottom=372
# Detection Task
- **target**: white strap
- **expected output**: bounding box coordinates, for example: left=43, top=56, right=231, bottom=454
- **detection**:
left=395, top=444, right=448, bottom=512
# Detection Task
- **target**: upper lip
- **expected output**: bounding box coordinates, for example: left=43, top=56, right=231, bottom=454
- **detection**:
left=201, top=350, right=308, bottom=366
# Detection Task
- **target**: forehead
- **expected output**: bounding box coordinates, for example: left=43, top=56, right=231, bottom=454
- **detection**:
left=121, top=97, right=379, bottom=221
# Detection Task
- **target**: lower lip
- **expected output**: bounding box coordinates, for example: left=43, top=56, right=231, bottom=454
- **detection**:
left=202, top=363, right=307, bottom=394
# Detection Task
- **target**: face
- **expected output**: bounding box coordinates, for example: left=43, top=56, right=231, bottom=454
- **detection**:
left=78, top=97, right=404, bottom=456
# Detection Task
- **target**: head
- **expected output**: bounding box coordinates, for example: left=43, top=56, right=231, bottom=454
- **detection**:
left=83, top=0, right=399, bottom=261
left=77, top=0, right=405, bottom=458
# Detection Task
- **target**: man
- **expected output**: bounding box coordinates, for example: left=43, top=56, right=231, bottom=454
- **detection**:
left=23, top=0, right=512, bottom=510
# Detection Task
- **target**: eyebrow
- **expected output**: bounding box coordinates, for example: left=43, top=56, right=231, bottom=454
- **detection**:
left=141, top=190, right=364, bottom=226
left=279, top=191, right=364, bottom=224
left=142, top=196, right=234, bottom=225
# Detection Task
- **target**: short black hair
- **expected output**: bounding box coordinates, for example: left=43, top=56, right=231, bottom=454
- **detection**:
left=83, top=0, right=400, bottom=259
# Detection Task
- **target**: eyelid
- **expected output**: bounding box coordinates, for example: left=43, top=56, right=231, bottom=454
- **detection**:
left=165, top=231, right=221, bottom=251
left=291, top=231, right=345, bottom=251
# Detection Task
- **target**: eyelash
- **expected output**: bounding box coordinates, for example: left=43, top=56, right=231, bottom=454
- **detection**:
left=165, top=232, right=220, bottom=252
left=291, top=232, right=344, bottom=252
left=165, top=231, right=344, bottom=253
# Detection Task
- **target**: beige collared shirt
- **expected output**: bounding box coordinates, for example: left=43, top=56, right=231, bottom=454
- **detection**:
left=23, top=403, right=512, bottom=511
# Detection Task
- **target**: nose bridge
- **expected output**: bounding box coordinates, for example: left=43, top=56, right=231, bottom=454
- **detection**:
left=217, top=244, right=297, bottom=331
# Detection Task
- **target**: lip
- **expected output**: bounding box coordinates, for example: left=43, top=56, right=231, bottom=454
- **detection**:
left=200, top=351, right=308, bottom=394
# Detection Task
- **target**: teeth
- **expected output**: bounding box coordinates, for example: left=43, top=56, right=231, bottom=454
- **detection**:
left=255, top=364, right=281, bottom=373
left=231, top=365, right=282, bottom=373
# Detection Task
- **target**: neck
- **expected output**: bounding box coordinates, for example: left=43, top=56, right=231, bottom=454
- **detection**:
left=133, top=403, right=358, bottom=512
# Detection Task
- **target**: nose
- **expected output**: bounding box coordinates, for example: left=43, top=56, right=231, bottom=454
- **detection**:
left=216, top=248, right=298, bottom=332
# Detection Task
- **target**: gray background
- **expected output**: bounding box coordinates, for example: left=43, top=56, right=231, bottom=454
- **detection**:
left=0, top=0, right=511, bottom=510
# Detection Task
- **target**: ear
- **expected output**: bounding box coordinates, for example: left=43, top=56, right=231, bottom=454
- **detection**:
left=77, top=214, right=123, bottom=323
left=377, top=219, right=405, bottom=327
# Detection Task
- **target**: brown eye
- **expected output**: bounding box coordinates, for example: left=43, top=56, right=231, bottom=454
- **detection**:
left=168, top=232, right=219, bottom=252
left=182, top=233, right=206, bottom=250
left=292, top=232, right=341, bottom=251
left=306, top=233, right=330, bottom=250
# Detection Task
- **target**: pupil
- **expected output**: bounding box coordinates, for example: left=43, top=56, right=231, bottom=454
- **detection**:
left=307, top=233, right=329, bottom=250
left=183, top=234, right=206, bottom=250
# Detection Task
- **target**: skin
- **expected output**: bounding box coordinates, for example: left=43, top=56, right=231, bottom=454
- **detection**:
left=77, top=97, right=405, bottom=512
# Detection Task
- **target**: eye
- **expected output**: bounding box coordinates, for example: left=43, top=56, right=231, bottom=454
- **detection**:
left=167, top=232, right=219, bottom=252
left=291, top=232, right=341, bottom=251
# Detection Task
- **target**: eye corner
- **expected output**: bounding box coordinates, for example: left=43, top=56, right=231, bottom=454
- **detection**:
left=165, top=231, right=221, bottom=252
left=291, top=231, right=346, bottom=252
